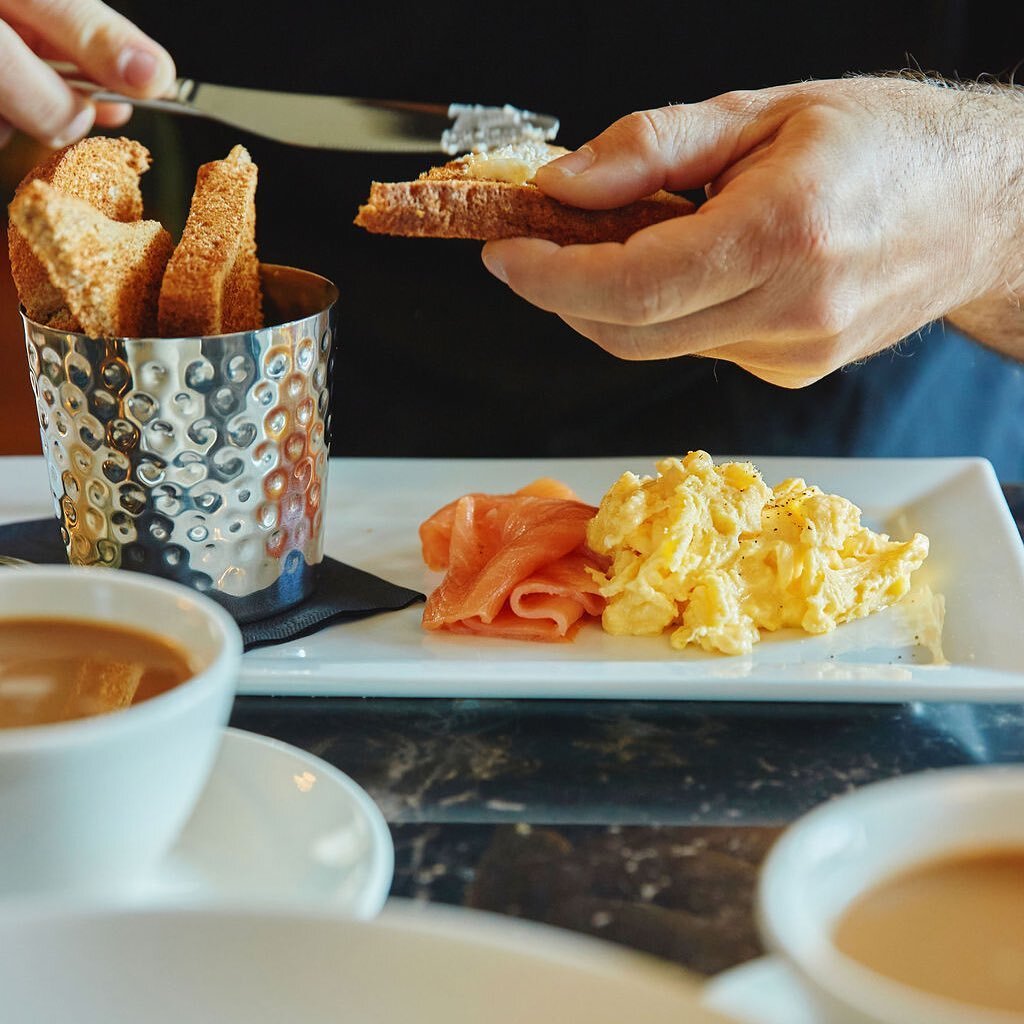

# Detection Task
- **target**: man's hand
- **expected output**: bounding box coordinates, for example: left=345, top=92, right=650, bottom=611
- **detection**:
left=0, top=0, right=174, bottom=149
left=482, top=77, right=1024, bottom=386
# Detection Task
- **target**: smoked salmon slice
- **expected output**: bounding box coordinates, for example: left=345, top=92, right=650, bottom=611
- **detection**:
left=419, top=480, right=609, bottom=641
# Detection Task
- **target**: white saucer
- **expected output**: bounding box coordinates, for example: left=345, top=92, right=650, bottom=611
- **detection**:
left=0, top=899, right=719, bottom=1023
left=129, top=726, right=393, bottom=916
left=702, top=955, right=823, bottom=1024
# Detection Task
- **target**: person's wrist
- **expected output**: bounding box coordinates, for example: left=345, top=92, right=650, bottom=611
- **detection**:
left=951, top=84, right=1024, bottom=305
left=987, top=99, right=1023, bottom=297
left=906, top=77, right=1024, bottom=355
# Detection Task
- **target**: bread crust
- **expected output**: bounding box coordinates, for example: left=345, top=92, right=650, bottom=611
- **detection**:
left=7, top=137, right=151, bottom=328
left=157, top=145, right=262, bottom=337
left=9, top=180, right=173, bottom=339
left=356, top=178, right=693, bottom=245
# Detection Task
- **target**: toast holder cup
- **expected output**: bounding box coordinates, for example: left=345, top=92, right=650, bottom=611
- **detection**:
left=21, top=265, right=337, bottom=622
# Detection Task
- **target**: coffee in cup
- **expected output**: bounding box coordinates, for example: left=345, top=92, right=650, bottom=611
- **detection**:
left=0, top=566, right=241, bottom=899
left=833, top=845, right=1024, bottom=1015
left=757, top=765, right=1024, bottom=1024
left=0, top=617, right=193, bottom=729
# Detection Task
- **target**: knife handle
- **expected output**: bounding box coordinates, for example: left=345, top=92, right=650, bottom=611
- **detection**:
left=45, top=60, right=200, bottom=116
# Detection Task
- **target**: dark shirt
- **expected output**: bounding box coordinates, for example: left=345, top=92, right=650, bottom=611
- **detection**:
left=121, top=0, right=1024, bottom=476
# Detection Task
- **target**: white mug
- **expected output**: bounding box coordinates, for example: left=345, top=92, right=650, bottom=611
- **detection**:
left=757, top=765, right=1024, bottom=1024
left=0, top=566, right=241, bottom=899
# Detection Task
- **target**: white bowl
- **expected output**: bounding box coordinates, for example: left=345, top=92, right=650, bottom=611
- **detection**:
left=758, top=765, right=1024, bottom=1024
left=0, top=566, right=241, bottom=898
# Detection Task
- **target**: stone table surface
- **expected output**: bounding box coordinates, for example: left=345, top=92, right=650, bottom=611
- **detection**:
left=228, top=484, right=1024, bottom=978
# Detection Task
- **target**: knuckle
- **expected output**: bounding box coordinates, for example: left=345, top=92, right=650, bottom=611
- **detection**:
left=795, top=284, right=855, bottom=338
left=612, top=108, right=676, bottom=160
left=708, top=89, right=761, bottom=118
left=775, top=203, right=858, bottom=338
left=635, top=106, right=678, bottom=152
left=615, top=265, right=669, bottom=326
left=788, top=193, right=839, bottom=265
left=799, top=224, right=840, bottom=274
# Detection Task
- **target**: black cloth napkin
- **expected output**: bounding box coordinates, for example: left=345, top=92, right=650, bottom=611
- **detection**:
left=0, top=518, right=424, bottom=652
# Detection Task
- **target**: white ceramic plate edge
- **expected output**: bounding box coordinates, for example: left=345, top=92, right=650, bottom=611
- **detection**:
left=4, top=455, right=1023, bottom=702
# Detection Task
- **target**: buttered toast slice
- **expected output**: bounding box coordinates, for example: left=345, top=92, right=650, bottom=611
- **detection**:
left=8, top=136, right=151, bottom=330
left=157, top=145, right=262, bottom=338
left=354, top=142, right=693, bottom=245
left=9, top=180, right=173, bottom=339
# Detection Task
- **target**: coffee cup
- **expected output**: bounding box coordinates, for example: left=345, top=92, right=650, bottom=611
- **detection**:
left=756, top=765, right=1024, bottom=1024
left=0, top=566, right=241, bottom=899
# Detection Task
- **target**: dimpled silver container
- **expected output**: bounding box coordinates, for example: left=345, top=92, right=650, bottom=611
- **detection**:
left=22, top=265, right=337, bottom=622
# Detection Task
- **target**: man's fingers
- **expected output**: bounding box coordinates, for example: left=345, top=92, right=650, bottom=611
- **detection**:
left=558, top=294, right=901, bottom=387
left=482, top=199, right=773, bottom=327
left=0, top=0, right=173, bottom=145
left=533, top=90, right=788, bottom=210
left=556, top=286, right=776, bottom=361
left=0, top=20, right=94, bottom=145
left=93, top=99, right=132, bottom=127
left=558, top=310, right=841, bottom=384
left=0, top=0, right=175, bottom=98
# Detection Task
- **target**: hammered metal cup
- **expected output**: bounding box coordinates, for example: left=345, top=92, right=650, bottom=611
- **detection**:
left=22, top=265, right=337, bottom=622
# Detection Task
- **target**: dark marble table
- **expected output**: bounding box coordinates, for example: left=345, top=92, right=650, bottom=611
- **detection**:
left=229, top=484, right=1024, bottom=979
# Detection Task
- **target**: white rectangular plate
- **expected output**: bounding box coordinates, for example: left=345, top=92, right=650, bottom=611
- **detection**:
left=3, top=455, right=1023, bottom=702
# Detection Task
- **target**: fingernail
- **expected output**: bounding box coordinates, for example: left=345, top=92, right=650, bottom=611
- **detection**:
left=482, top=251, right=508, bottom=284
left=117, top=47, right=161, bottom=89
left=48, top=104, right=95, bottom=148
left=548, top=145, right=596, bottom=177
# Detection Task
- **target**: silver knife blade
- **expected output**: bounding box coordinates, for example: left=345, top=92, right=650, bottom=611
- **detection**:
left=184, top=82, right=461, bottom=152
left=46, top=63, right=560, bottom=154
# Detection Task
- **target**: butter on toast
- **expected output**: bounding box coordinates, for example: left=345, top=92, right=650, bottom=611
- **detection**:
left=354, top=142, right=693, bottom=245
left=9, top=181, right=173, bottom=339
left=157, top=145, right=262, bottom=338
left=8, top=137, right=152, bottom=330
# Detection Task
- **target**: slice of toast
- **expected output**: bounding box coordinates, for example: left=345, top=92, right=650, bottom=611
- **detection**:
left=157, top=145, right=263, bottom=337
left=354, top=142, right=694, bottom=245
left=9, top=180, right=173, bottom=339
left=8, top=137, right=152, bottom=330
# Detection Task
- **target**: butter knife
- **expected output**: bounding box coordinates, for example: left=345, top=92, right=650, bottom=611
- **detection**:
left=47, top=61, right=559, bottom=154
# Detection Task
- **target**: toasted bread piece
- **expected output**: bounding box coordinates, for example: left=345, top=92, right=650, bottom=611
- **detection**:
left=354, top=142, right=694, bottom=245
left=157, top=145, right=262, bottom=337
left=9, top=180, right=173, bottom=339
left=67, top=661, right=144, bottom=717
left=8, top=137, right=151, bottom=329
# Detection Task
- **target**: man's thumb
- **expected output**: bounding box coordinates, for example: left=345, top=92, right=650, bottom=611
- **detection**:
left=533, top=99, right=768, bottom=209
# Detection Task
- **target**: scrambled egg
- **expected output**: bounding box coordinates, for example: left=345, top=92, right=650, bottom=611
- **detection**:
left=586, top=451, right=930, bottom=655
